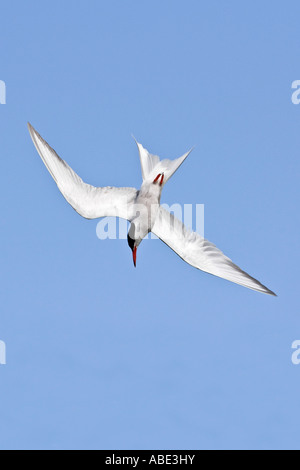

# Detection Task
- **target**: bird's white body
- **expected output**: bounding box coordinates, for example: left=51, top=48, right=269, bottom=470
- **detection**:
left=28, top=122, right=276, bottom=296
left=129, top=180, right=162, bottom=246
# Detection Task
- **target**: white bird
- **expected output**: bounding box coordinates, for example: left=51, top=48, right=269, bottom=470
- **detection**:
left=28, top=123, right=276, bottom=296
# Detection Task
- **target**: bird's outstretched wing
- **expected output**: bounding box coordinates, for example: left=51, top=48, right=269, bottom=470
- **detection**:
left=28, top=123, right=137, bottom=220
left=152, top=206, right=276, bottom=295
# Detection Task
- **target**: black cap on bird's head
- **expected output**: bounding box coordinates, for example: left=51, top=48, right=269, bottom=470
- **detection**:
left=127, top=234, right=137, bottom=267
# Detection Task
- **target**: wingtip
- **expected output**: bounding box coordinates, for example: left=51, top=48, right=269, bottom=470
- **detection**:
left=27, top=122, right=35, bottom=138
left=187, top=146, right=195, bottom=156
left=27, top=122, right=36, bottom=136
left=261, top=285, right=277, bottom=297
left=268, top=290, right=277, bottom=297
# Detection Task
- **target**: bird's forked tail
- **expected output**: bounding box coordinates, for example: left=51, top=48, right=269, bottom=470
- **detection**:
left=133, top=138, right=193, bottom=186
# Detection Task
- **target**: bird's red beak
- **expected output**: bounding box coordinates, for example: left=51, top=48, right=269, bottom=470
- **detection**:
left=133, top=246, right=137, bottom=267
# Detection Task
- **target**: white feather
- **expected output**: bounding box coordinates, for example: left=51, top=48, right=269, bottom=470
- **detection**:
left=152, top=206, right=276, bottom=295
left=28, top=123, right=137, bottom=220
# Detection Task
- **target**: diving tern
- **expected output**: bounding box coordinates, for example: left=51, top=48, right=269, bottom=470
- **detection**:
left=28, top=123, right=276, bottom=296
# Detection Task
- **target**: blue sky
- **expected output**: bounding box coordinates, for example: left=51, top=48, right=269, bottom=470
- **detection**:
left=0, top=0, right=299, bottom=450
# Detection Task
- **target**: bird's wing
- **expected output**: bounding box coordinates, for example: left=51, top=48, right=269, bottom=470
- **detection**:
left=152, top=206, right=276, bottom=295
left=133, top=139, right=192, bottom=184
left=28, top=123, right=137, bottom=220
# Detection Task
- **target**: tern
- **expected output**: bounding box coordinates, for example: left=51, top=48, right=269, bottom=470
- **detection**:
left=28, top=123, right=276, bottom=296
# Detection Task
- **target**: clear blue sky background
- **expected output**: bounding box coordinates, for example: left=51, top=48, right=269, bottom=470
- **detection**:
left=0, top=0, right=299, bottom=450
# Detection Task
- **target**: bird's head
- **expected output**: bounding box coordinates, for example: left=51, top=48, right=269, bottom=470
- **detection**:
left=127, top=233, right=137, bottom=267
